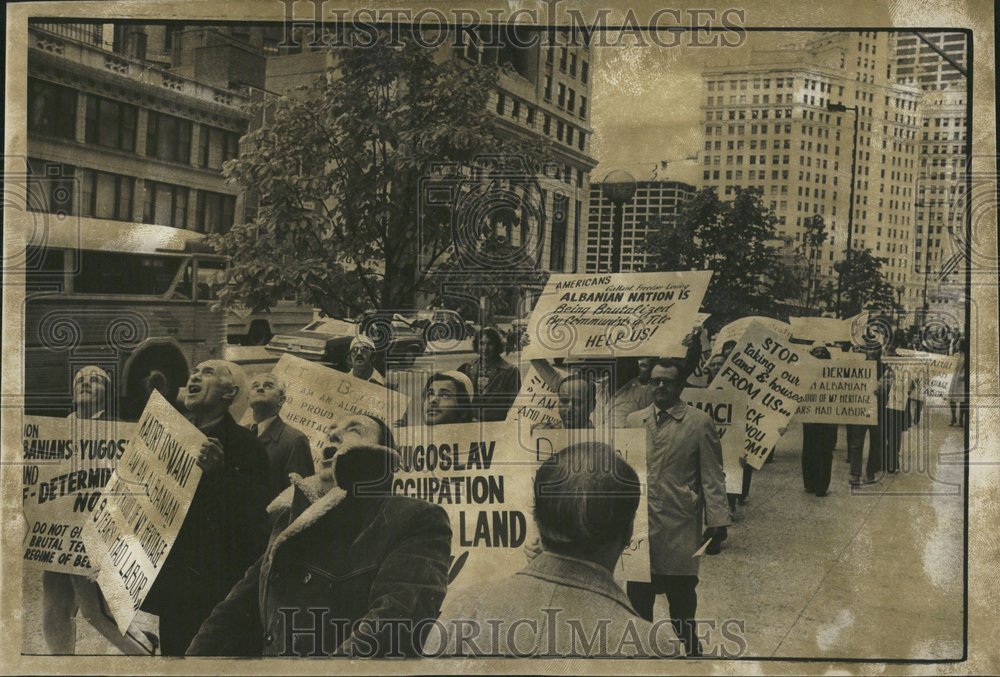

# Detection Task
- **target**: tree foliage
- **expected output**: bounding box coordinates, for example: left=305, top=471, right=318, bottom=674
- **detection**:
left=210, top=30, right=551, bottom=318
left=835, top=247, right=902, bottom=317
left=641, top=187, right=803, bottom=329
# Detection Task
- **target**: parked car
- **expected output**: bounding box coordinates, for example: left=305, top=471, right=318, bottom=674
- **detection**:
left=227, top=300, right=317, bottom=346
left=409, top=309, right=467, bottom=343
left=266, top=315, right=426, bottom=369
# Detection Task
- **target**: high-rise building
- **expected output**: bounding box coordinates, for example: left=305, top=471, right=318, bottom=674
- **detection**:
left=263, top=27, right=598, bottom=276
left=700, top=31, right=923, bottom=311
left=26, top=22, right=256, bottom=234
left=585, top=180, right=696, bottom=272
left=892, top=32, right=969, bottom=328
left=892, top=31, right=968, bottom=91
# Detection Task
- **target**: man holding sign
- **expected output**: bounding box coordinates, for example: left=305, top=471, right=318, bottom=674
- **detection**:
left=141, top=360, right=270, bottom=655
left=625, top=358, right=730, bottom=658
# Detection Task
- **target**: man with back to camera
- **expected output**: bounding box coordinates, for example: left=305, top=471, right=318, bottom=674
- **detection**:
left=140, top=360, right=270, bottom=656
left=186, top=412, right=452, bottom=657
left=247, top=373, right=314, bottom=500
left=625, top=357, right=730, bottom=657
left=436, top=442, right=661, bottom=657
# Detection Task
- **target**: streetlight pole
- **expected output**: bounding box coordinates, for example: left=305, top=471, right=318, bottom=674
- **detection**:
left=601, top=170, right=637, bottom=273
left=827, top=102, right=859, bottom=319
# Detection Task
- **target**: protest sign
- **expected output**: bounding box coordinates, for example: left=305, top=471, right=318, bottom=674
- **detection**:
left=507, top=364, right=563, bottom=430
left=21, top=417, right=135, bottom=574
left=794, top=354, right=877, bottom=425
left=789, top=312, right=869, bottom=344
left=258, top=354, right=410, bottom=464
left=896, top=349, right=959, bottom=403
left=712, top=316, right=791, bottom=354
left=710, top=321, right=819, bottom=469
left=82, top=391, right=205, bottom=633
left=684, top=389, right=748, bottom=495
left=882, top=356, right=918, bottom=412
left=392, top=423, right=649, bottom=593
left=522, top=271, right=712, bottom=359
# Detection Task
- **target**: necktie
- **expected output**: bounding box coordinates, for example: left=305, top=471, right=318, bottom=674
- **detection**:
left=656, top=410, right=670, bottom=427
left=250, top=422, right=259, bottom=437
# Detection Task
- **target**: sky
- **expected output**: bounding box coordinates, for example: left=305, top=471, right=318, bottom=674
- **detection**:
left=588, top=32, right=818, bottom=185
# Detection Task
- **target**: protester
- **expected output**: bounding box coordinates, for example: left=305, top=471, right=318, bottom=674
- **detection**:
left=141, top=360, right=270, bottom=656
left=459, top=327, right=521, bottom=422
left=948, top=338, right=967, bottom=427
left=883, top=340, right=911, bottom=474
left=846, top=345, right=888, bottom=486
left=537, top=372, right=598, bottom=430
left=609, top=357, right=656, bottom=428
left=625, top=358, right=730, bottom=657
left=423, top=371, right=474, bottom=426
left=801, top=345, right=838, bottom=497
left=436, top=442, right=659, bottom=657
left=694, top=351, right=753, bottom=511
left=187, top=412, right=452, bottom=657
left=43, top=366, right=149, bottom=655
left=348, top=334, right=385, bottom=384
left=247, top=373, right=314, bottom=500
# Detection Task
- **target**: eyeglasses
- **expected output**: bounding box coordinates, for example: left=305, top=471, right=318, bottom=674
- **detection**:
left=649, top=377, right=682, bottom=388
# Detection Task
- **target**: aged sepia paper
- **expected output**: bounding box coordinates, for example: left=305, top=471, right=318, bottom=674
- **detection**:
left=3, top=0, right=997, bottom=674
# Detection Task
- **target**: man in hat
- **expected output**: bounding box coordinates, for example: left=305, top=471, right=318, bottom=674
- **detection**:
left=348, top=334, right=385, bottom=384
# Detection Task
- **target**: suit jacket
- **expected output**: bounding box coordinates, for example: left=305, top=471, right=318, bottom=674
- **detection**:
left=187, top=473, right=452, bottom=657
left=142, top=412, right=270, bottom=651
left=626, top=402, right=730, bottom=576
left=258, top=416, right=314, bottom=500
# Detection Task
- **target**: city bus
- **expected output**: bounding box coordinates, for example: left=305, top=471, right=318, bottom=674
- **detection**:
left=21, top=216, right=228, bottom=419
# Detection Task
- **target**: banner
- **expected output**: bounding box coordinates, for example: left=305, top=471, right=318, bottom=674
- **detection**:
left=789, top=312, right=869, bottom=343
left=392, top=424, right=649, bottom=593
left=258, top=354, right=410, bottom=464
left=712, top=316, right=791, bottom=354
left=21, top=417, right=135, bottom=574
left=794, top=355, right=878, bottom=425
left=709, top=321, right=820, bottom=469
left=684, top=389, right=748, bottom=495
left=522, top=271, right=712, bottom=359
left=82, top=391, right=205, bottom=633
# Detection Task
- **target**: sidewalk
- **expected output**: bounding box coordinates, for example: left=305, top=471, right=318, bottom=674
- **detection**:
left=696, top=405, right=964, bottom=659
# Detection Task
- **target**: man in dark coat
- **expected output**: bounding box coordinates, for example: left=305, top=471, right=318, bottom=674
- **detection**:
left=247, top=373, right=314, bottom=500
left=141, top=360, right=270, bottom=656
left=186, top=413, right=452, bottom=658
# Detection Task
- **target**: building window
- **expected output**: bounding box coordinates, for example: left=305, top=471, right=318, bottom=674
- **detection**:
left=567, top=89, right=576, bottom=113
left=496, top=92, right=505, bottom=115
left=81, top=169, right=134, bottom=221
left=143, top=181, right=190, bottom=228
left=578, top=130, right=585, bottom=151
left=526, top=106, right=536, bottom=125
left=544, top=114, right=551, bottom=135
left=198, top=126, right=240, bottom=170
left=511, top=99, right=521, bottom=120
left=550, top=193, right=568, bottom=270
left=570, top=53, right=577, bottom=77
left=85, top=94, right=137, bottom=151
left=581, top=61, right=589, bottom=83
left=557, top=120, right=564, bottom=141
left=558, top=83, right=566, bottom=108
left=566, top=126, right=574, bottom=145
left=26, top=158, right=77, bottom=215
left=197, top=190, right=236, bottom=233
left=28, top=78, right=77, bottom=140
left=544, top=75, right=552, bottom=101
left=146, top=110, right=192, bottom=164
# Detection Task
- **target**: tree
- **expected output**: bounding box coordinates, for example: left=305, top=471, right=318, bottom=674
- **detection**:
left=210, top=29, right=551, bottom=318
left=641, top=186, right=804, bottom=329
left=801, top=214, right=829, bottom=309
left=835, top=247, right=902, bottom=317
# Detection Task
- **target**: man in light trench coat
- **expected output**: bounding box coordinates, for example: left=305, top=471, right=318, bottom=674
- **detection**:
left=625, top=357, right=730, bottom=657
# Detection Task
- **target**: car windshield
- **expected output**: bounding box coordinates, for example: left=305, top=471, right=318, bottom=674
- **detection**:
left=302, top=319, right=358, bottom=336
